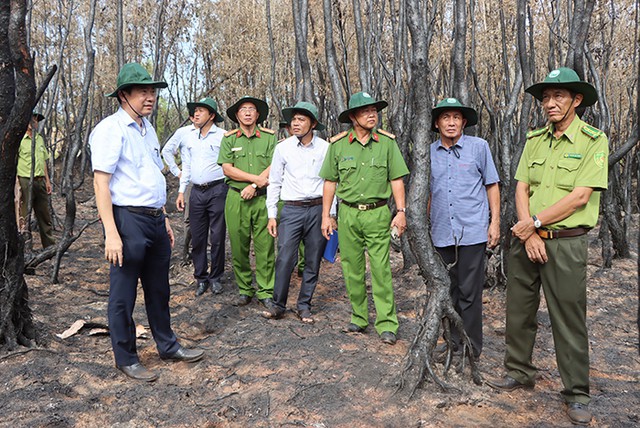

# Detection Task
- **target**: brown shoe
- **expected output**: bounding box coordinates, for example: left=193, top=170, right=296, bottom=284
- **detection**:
left=485, top=375, right=534, bottom=392
left=160, top=347, right=204, bottom=363
left=567, top=402, right=591, bottom=426
left=117, top=363, right=158, bottom=382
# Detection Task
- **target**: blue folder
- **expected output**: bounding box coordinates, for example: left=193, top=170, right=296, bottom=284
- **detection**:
left=323, top=231, right=339, bottom=263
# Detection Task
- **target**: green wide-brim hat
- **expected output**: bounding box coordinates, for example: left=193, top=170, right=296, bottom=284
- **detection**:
left=338, top=91, right=388, bottom=124
left=187, top=97, right=224, bottom=122
left=282, top=101, right=326, bottom=131
left=525, top=67, right=598, bottom=107
left=431, top=98, right=478, bottom=132
left=32, top=111, right=45, bottom=122
left=106, top=62, right=168, bottom=97
left=226, top=96, right=269, bottom=124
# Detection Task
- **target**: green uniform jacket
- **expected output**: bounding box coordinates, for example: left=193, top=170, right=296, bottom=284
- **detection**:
left=514, top=116, right=608, bottom=229
left=18, top=133, right=49, bottom=178
left=319, top=128, right=409, bottom=203
left=217, top=127, right=277, bottom=188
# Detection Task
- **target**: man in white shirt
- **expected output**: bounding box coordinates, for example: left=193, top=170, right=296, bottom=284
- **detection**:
left=176, top=98, right=227, bottom=296
left=263, top=102, right=336, bottom=323
left=90, top=63, right=203, bottom=382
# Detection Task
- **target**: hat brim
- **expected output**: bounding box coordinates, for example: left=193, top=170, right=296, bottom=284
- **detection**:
left=106, top=81, right=168, bottom=98
left=281, top=107, right=325, bottom=131
left=187, top=102, right=225, bottom=123
left=431, top=106, right=478, bottom=132
left=525, top=82, right=598, bottom=107
left=32, top=113, right=45, bottom=122
left=226, top=97, right=269, bottom=124
left=338, top=100, right=388, bottom=124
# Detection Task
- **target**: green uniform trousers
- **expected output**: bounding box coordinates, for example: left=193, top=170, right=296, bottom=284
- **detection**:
left=338, top=204, right=398, bottom=334
left=225, top=190, right=275, bottom=299
left=505, top=235, right=590, bottom=404
left=19, top=176, right=55, bottom=248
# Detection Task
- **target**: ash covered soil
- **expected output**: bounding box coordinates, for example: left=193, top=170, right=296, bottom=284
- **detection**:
left=1, top=183, right=638, bottom=428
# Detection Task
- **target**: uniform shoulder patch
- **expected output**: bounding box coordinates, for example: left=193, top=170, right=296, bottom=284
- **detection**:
left=377, top=128, right=396, bottom=139
left=224, top=129, right=239, bottom=137
left=581, top=124, right=603, bottom=140
left=259, top=126, right=275, bottom=135
left=526, top=126, right=548, bottom=139
left=330, top=131, right=348, bottom=143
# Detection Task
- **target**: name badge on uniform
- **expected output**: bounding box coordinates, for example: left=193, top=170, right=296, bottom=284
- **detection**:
left=231, top=147, right=243, bottom=152
left=563, top=153, right=582, bottom=159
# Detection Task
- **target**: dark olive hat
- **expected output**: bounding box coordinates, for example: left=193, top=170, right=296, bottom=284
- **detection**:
left=338, top=91, right=388, bottom=124
left=525, top=67, right=598, bottom=107
left=32, top=111, right=45, bottom=122
left=279, top=120, right=290, bottom=129
left=431, top=98, right=478, bottom=132
left=187, top=97, right=224, bottom=123
left=281, top=101, right=326, bottom=131
left=226, top=96, right=269, bottom=124
left=106, top=62, right=168, bottom=97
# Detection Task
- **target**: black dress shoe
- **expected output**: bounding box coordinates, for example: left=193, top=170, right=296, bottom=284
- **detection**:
left=485, top=375, right=534, bottom=392
left=195, top=280, right=210, bottom=296
left=567, top=402, right=592, bottom=426
left=161, top=347, right=204, bottom=363
left=259, top=297, right=274, bottom=309
left=210, top=280, right=223, bottom=295
left=237, top=295, right=252, bottom=306
left=117, top=363, right=158, bottom=382
left=345, top=323, right=365, bottom=333
left=380, top=331, right=397, bottom=345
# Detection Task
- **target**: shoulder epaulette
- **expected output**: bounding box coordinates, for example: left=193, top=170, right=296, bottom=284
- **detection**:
left=259, top=126, right=275, bottom=135
left=377, top=129, right=396, bottom=139
left=526, top=126, right=549, bottom=139
left=330, top=131, right=349, bottom=143
left=224, top=129, right=239, bottom=137
left=581, top=124, right=603, bottom=140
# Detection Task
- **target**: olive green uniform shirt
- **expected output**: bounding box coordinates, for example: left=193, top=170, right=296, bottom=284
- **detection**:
left=514, top=116, right=608, bottom=229
left=319, top=128, right=409, bottom=203
left=217, top=127, right=277, bottom=189
left=17, top=133, right=49, bottom=178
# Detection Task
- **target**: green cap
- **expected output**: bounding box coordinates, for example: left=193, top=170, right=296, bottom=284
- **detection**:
left=187, top=97, right=224, bottom=123
left=32, top=111, right=45, bottom=122
left=525, top=67, right=598, bottom=107
left=431, top=98, right=478, bottom=132
left=106, top=63, right=168, bottom=97
left=281, top=101, right=325, bottom=131
left=338, top=91, right=388, bottom=123
left=226, top=96, right=269, bottom=124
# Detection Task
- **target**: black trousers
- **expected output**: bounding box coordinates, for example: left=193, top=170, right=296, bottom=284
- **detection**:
left=273, top=204, right=326, bottom=312
left=189, top=183, right=228, bottom=282
left=109, top=206, right=179, bottom=366
left=436, top=243, right=486, bottom=357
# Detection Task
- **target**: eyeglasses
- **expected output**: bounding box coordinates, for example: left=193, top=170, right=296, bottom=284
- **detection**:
left=239, top=107, right=257, bottom=113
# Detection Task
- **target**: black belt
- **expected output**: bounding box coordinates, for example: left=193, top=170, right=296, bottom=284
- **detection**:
left=124, top=206, right=164, bottom=217
left=193, top=179, right=225, bottom=190
left=283, top=197, right=323, bottom=207
left=341, top=200, right=387, bottom=211
left=230, top=186, right=267, bottom=197
left=537, top=227, right=590, bottom=239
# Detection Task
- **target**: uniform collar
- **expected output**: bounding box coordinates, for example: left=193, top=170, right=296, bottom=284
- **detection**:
left=236, top=126, right=261, bottom=139
left=348, top=128, right=379, bottom=144
left=549, top=115, right=583, bottom=144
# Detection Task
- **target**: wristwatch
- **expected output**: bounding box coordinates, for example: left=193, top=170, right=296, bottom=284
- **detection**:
left=532, top=215, right=542, bottom=229
left=397, top=207, right=406, bottom=213
left=251, top=183, right=258, bottom=189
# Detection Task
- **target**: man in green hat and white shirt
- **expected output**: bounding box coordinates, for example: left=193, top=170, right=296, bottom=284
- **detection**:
left=319, top=91, right=409, bottom=345
left=262, top=102, right=336, bottom=323
left=90, top=63, right=204, bottom=382
left=176, top=98, right=228, bottom=297
left=487, top=68, right=608, bottom=426
left=217, top=96, right=277, bottom=308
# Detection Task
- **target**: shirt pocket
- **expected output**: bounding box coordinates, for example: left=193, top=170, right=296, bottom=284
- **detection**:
left=528, top=158, right=546, bottom=185
left=556, top=158, right=581, bottom=190
left=338, top=159, right=357, bottom=185
left=370, top=158, right=389, bottom=182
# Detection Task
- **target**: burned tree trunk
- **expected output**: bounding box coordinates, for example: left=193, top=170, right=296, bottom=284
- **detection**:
left=0, top=0, right=37, bottom=350
left=292, top=0, right=314, bottom=102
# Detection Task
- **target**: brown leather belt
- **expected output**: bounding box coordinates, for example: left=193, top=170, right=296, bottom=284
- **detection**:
left=537, top=227, right=590, bottom=239
left=341, top=200, right=387, bottom=211
left=124, top=206, right=164, bottom=217
left=230, top=186, right=267, bottom=197
left=283, top=197, right=323, bottom=207
left=193, top=178, right=225, bottom=190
